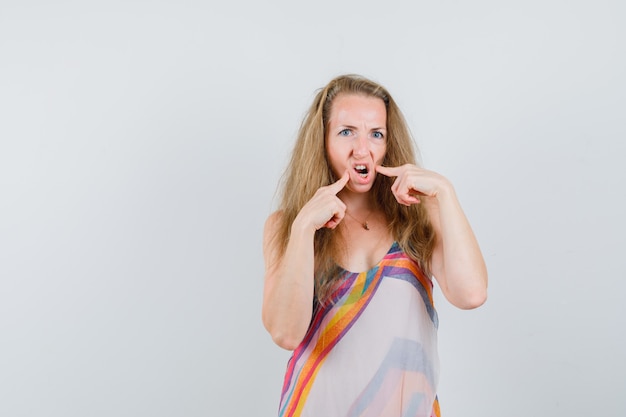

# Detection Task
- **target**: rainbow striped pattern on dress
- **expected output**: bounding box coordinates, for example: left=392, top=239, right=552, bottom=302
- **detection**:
left=278, top=242, right=441, bottom=417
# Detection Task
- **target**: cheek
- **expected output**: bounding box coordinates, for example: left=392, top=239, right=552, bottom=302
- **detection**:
left=326, top=148, right=346, bottom=173
left=328, top=142, right=349, bottom=161
left=376, top=144, right=387, bottom=163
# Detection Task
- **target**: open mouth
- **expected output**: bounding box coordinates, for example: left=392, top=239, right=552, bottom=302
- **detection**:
left=354, top=164, right=369, bottom=178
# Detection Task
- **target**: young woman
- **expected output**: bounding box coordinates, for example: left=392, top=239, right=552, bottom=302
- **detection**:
left=262, top=74, right=488, bottom=417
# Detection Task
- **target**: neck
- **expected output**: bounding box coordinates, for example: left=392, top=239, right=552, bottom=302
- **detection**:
left=337, top=190, right=375, bottom=213
left=339, top=191, right=379, bottom=232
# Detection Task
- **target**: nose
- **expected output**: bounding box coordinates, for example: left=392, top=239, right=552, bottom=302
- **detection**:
left=352, top=134, right=369, bottom=158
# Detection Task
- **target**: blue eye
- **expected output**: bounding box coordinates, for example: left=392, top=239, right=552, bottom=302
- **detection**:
left=339, top=129, right=352, bottom=136
left=372, top=131, right=384, bottom=139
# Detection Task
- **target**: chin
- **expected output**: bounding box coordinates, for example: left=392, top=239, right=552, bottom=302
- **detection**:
left=347, top=182, right=374, bottom=194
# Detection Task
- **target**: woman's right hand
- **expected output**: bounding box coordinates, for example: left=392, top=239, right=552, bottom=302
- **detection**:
left=262, top=171, right=349, bottom=349
left=295, top=171, right=349, bottom=231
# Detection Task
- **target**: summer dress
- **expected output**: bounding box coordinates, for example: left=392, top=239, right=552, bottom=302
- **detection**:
left=278, top=242, right=440, bottom=417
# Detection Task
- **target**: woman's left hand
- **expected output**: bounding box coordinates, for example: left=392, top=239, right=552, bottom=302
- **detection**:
left=377, top=164, right=488, bottom=309
left=376, top=164, right=450, bottom=206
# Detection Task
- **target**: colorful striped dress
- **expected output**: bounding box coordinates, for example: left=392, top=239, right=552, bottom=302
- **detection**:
left=278, top=242, right=440, bottom=417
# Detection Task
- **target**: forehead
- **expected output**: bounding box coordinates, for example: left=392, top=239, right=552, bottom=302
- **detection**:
left=328, top=93, right=387, bottom=126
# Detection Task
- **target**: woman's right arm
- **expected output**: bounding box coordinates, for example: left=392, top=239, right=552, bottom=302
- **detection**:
left=262, top=172, right=349, bottom=350
left=262, top=212, right=316, bottom=350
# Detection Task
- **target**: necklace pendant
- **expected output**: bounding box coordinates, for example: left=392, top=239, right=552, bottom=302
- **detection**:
left=363, top=222, right=370, bottom=231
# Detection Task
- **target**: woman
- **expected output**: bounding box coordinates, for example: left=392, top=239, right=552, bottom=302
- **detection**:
left=262, top=74, right=488, bottom=417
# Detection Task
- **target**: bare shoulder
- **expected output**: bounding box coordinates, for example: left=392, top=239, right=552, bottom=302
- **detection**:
left=263, top=210, right=283, bottom=241
left=263, top=210, right=284, bottom=268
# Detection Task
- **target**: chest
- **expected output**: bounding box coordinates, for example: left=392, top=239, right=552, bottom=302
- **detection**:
left=336, top=226, right=394, bottom=273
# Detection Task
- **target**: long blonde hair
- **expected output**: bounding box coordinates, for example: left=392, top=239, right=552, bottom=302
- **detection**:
left=274, top=74, right=435, bottom=304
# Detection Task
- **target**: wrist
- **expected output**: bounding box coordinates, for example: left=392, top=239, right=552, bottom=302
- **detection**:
left=434, top=178, right=456, bottom=201
left=292, top=214, right=318, bottom=237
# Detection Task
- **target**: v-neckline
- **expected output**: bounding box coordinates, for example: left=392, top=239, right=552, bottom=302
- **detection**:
left=338, top=241, right=398, bottom=275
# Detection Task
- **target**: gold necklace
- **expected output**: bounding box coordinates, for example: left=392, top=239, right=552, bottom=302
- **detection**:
left=345, top=209, right=373, bottom=230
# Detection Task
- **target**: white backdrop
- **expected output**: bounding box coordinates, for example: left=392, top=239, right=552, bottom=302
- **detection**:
left=1, top=1, right=624, bottom=416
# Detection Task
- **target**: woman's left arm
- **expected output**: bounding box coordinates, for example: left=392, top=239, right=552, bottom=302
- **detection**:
left=377, top=164, right=488, bottom=309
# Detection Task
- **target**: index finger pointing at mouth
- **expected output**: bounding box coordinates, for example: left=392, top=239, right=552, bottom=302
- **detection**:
left=375, top=165, right=402, bottom=177
left=328, top=170, right=350, bottom=194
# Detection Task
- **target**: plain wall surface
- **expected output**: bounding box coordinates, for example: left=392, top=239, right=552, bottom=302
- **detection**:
left=1, top=1, right=624, bottom=416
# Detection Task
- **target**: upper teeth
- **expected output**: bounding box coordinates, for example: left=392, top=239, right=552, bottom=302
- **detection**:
left=356, top=165, right=366, bottom=170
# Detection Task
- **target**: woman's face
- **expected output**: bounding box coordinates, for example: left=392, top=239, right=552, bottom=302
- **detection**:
left=326, top=93, right=387, bottom=194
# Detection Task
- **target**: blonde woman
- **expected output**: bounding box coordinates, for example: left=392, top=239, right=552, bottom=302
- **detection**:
left=262, top=74, right=488, bottom=417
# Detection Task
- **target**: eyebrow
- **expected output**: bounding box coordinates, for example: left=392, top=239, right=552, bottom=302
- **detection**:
left=337, top=124, right=387, bottom=131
